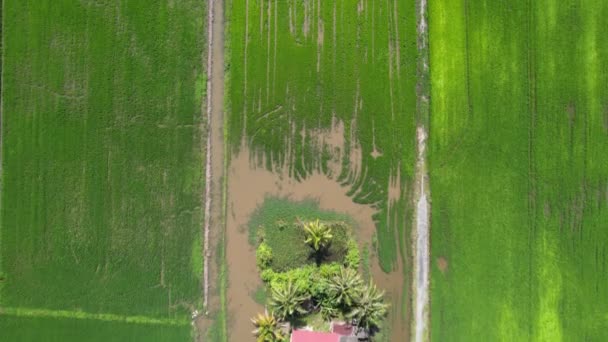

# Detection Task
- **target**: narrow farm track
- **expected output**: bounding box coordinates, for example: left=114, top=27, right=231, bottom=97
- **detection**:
left=413, top=128, right=430, bottom=342
left=0, top=0, right=4, bottom=297
left=413, top=0, right=430, bottom=339
left=202, top=0, right=225, bottom=313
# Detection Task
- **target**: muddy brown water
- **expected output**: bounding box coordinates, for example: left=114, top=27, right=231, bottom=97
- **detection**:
left=225, top=144, right=408, bottom=342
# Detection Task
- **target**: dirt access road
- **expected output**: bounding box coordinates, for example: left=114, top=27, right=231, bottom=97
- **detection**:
left=412, top=0, right=431, bottom=339
left=202, top=0, right=226, bottom=310
left=195, top=0, right=225, bottom=339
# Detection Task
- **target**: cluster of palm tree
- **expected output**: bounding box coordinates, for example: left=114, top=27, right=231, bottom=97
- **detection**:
left=251, top=267, right=388, bottom=340
left=251, top=219, right=387, bottom=341
left=345, top=281, right=388, bottom=332
left=325, top=267, right=388, bottom=331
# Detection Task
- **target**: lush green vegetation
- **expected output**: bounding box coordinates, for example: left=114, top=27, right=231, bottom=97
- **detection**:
left=1, top=0, right=206, bottom=338
left=226, top=0, right=417, bottom=273
left=251, top=198, right=354, bottom=272
left=250, top=206, right=388, bottom=340
left=429, top=0, right=608, bottom=340
left=0, top=316, right=190, bottom=342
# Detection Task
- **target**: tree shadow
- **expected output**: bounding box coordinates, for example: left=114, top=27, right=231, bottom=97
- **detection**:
left=308, top=247, right=333, bottom=266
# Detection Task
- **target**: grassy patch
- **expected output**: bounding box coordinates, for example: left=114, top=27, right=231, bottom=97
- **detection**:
left=249, top=197, right=353, bottom=271
left=361, top=244, right=371, bottom=281
left=251, top=285, right=268, bottom=306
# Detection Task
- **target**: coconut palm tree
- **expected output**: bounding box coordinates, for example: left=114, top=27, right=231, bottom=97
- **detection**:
left=328, top=267, right=364, bottom=309
left=346, top=281, right=388, bottom=332
left=251, top=311, right=286, bottom=342
left=303, top=219, right=333, bottom=252
left=268, top=280, right=308, bottom=320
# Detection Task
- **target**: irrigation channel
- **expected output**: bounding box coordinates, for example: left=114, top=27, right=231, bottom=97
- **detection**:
left=413, top=0, right=431, bottom=339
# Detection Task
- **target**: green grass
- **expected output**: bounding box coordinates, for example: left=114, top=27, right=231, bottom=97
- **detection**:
left=0, top=0, right=206, bottom=337
left=0, top=316, right=190, bottom=342
left=251, top=285, right=267, bottom=305
left=301, top=312, right=330, bottom=332
left=429, top=0, right=608, bottom=340
left=249, top=197, right=352, bottom=272
left=226, top=0, right=417, bottom=273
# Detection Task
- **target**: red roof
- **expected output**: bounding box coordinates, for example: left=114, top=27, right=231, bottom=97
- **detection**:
left=291, top=329, right=341, bottom=342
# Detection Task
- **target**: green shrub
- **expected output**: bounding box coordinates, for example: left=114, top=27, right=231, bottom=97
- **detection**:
left=344, top=239, right=360, bottom=269
left=267, top=265, right=316, bottom=294
left=261, top=269, right=276, bottom=283
left=256, top=242, right=273, bottom=270
left=318, top=263, right=341, bottom=278
left=262, top=263, right=343, bottom=303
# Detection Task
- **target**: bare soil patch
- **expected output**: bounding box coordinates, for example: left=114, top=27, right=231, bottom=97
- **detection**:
left=437, top=257, right=448, bottom=274
left=388, top=166, right=402, bottom=206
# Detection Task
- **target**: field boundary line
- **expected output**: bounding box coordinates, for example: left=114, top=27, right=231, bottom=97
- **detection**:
left=413, top=0, right=430, bottom=339
left=0, top=0, right=5, bottom=305
left=0, top=307, right=188, bottom=326
left=526, top=1, right=538, bottom=337
left=202, top=0, right=215, bottom=310
left=199, top=0, right=227, bottom=338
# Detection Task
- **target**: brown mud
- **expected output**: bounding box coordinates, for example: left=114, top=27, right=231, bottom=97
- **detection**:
left=437, top=257, right=448, bottom=274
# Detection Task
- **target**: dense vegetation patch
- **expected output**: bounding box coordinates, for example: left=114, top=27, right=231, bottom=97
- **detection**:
left=256, top=220, right=351, bottom=272
left=249, top=198, right=355, bottom=272
left=248, top=200, right=387, bottom=341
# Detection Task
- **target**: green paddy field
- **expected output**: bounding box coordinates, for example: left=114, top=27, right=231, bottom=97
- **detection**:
left=226, top=0, right=417, bottom=276
left=429, top=0, right=608, bottom=340
left=224, top=0, right=418, bottom=339
left=0, top=316, right=189, bottom=341
left=1, top=0, right=206, bottom=339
